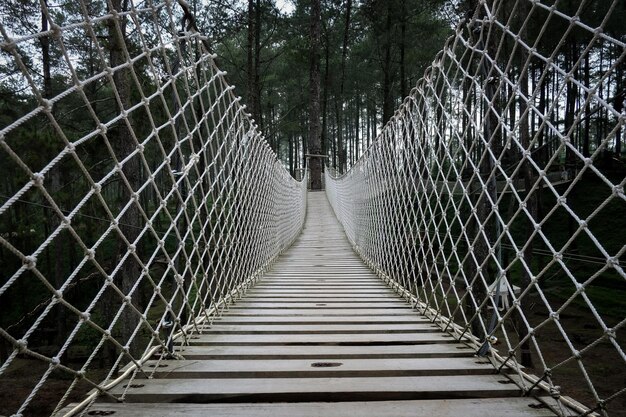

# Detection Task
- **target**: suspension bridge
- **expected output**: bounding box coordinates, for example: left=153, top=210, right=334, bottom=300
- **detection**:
left=60, top=192, right=559, bottom=416
left=0, top=0, right=624, bottom=417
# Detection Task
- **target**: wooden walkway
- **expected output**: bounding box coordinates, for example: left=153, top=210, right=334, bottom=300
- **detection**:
left=74, top=192, right=557, bottom=416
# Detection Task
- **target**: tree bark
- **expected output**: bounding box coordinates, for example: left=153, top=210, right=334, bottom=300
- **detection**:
left=289, top=134, right=294, bottom=177
left=40, top=0, right=69, bottom=351
left=355, top=94, right=360, bottom=161
left=466, top=17, right=498, bottom=341
left=247, top=0, right=255, bottom=117
left=615, top=66, right=623, bottom=157
left=583, top=53, right=591, bottom=157
left=254, top=0, right=263, bottom=131
left=382, top=1, right=393, bottom=124
left=565, top=41, right=579, bottom=167
left=108, top=0, right=142, bottom=360
left=308, top=0, right=322, bottom=189
left=518, top=21, right=534, bottom=367
left=337, top=0, right=352, bottom=173
left=321, top=31, right=330, bottom=159
left=565, top=42, right=579, bottom=251
left=399, top=0, right=407, bottom=99
left=246, top=0, right=261, bottom=126
left=41, top=1, right=52, bottom=99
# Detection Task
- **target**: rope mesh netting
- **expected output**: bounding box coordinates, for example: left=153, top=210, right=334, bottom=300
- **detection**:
left=0, top=1, right=306, bottom=415
left=326, top=1, right=625, bottom=416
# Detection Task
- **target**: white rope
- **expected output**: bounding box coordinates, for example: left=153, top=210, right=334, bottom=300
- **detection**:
left=0, top=1, right=306, bottom=415
left=327, top=1, right=625, bottom=416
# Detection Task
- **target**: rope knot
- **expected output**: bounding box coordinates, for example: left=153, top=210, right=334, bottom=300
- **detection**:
left=549, top=385, right=561, bottom=399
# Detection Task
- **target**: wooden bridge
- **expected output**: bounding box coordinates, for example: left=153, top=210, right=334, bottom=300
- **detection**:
left=64, top=193, right=559, bottom=416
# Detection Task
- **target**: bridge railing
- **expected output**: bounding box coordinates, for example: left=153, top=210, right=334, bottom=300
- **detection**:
left=326, top=1, right=625, bottom=416
left=0, top=1, right=306, bottom=415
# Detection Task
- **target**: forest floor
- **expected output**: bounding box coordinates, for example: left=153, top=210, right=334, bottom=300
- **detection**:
left=522, top=294, right=626, bottom=417
left=0, top=357, right=107, bottom=417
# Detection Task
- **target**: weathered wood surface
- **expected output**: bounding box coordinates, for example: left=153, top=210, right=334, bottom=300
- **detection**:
left=109, top=375, right=525, bottom=402
left=135, top=357, right=499, bottom=378
left=184, top=332, right=454, bottom=345
left=194, top=323, right=436, bottom=333
left=74, top=192, right=559, bottom=416
left=76, top=398, right=558, bottom=417
left=174, top=344, right=475, bottom=359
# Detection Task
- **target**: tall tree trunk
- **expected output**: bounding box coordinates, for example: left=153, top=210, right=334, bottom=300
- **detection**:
left=355, top=94, right=360, bottom=161
left=308, top=0, right=322, bottom=189
left=615, top=65, right=623, bottom=157
left=334, top=97, right=345, bottom=171
left=108, top=0, right=142, bottom=360
left=382, top=1, right=393, bottom=124
left=583, top=53, right=591, bottom=157
left=370, top=103, right=376, bottom=143
left=41, top=2, right=52, bottom=99
left=399, top=0, right=407, bottom=99
left=41, top=0, right=68, bottom=350
left=597, top=47, right=604, bottom=152
left=247, top=0, right=255, bottom=119
left=337, top=0, right=352, bottom=173
left=462, top=75, right=472, bottom=174
left=467, top=20, right=498, bottom=341
left=565, top=42, right=579, bottom=166
left=565, top=42, right=579, bottom=251
left=289, top=134, right=294, bottom=177
left=321, top=31, right=330, bottom=159
left=268, top=90, right=275, bottom=151
left=246, top=0, right=261, bottom=126
left=254, top=0, right=262, bottom=131
left=331, top=96, right=337, bottom=170
left=518, top=23, right=534, bottom=367
left=537, top=70, right=547, bottom=166
left=366, top=100, right=371, bottom=149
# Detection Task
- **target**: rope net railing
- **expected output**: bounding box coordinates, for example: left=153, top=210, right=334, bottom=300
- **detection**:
left=326, top=1, right=625, bottom=416
left=0, top=1, right=307, bottom=415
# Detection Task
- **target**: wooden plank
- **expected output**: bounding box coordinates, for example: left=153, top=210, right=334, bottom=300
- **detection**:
left=253, top=282, right=381, bottom=285
left=263, top=273, right=376, bottom=276
left=67, top=398, right=557, bottom=417
left=218, top=307, right=420, bottom=317
left=174, top=344, right=475, bottom=359
left=244, top=290, right=393, bottom=294
left=265, top=270, right=372, bottom=272
left=247, top=290, right=393, bottom=294
left=209, top=315, right=430, bottom=324
left=187, top=332, right=456, bottom=345
left=108, top=375, right=525, bottom=402
left=266, top=262, right=371, bottom=264
left=229, top=302, right=409, bottom=309
left=240, top=296, right=399, bottom=300
left=272, top=270, right=376, bottom=272
left=139, top=357, right=496, bottom=378
left=267, top=264, right=370, bottom=266
left=258, top=279, right=381, bottom=282
left=253, top=285, right=389, bottom=289
left=250, top=289, right=390, bottom=293
left=259, top=279, right=382, bottom=282
left=264, top=275, right=377, bottom=279
left=216, top=309, right=417, bottom=316
left=261, top=275, right=377, bottom=278
left=195, top=323, right=436, bottom=334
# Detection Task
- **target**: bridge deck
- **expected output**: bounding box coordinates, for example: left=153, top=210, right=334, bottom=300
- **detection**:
left=73, top=192, right=557, bottom=416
